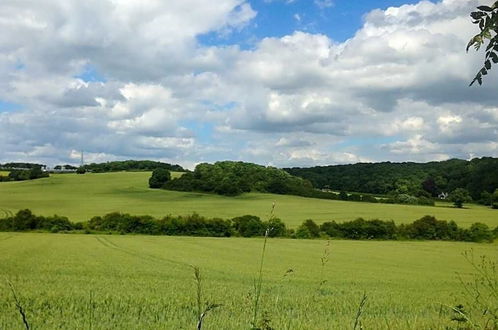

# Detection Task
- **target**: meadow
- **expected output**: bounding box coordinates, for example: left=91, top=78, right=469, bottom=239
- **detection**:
left=0, top=172, right=497, bottom=228
left=0, top=232, right=496, bottom=329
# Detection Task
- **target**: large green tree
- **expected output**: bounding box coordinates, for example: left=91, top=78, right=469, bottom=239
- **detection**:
left=448, top=188, right=472, bottom=208
left=148, top=168, right=171, bottom=188
left=467, top=1, right=498, bottom=85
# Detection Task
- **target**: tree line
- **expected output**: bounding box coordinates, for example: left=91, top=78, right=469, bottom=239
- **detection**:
left=81, top=160, right=184, bottom=173
left=0, top=168, right=49, bottom=182
left=285, top=157, right=498, bottom=207
left=0, top=162, right=46, bottom=169
left=1, top=209, right=496, bottom=243
left=148, top=165, right=481, bottom=208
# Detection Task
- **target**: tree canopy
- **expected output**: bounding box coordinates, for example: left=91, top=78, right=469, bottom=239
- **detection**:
left=285, top=157, right=498, bottom=203
left=82, top=160, right=184, bottom=173
left=162, top=161, right=313, bottom=197
left=448, top=188, right=472, bottom=208
left=149, top=168, right=171, bottom=188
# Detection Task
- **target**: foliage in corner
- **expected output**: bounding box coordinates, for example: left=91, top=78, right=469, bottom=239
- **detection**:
left=467, top=1, right=498, bottom=86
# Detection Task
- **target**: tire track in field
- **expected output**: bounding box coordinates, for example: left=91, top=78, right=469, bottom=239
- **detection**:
left=0, top=235, right=13, bottom=242
left=0, top=208, right=13, bottom=218
left=95, top=236, right=188, bottom=268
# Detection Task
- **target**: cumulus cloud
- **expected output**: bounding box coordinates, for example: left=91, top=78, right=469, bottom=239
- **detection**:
left=0, top=0, right=496, bottom=167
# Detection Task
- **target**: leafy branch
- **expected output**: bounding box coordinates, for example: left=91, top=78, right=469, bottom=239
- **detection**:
left=467, top=1, right=498, bottom=86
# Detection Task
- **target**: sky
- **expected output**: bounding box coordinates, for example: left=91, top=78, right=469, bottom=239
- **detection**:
left=0, top=0, right=497, bottom=169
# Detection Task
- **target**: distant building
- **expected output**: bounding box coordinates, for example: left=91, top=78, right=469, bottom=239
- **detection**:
left=438, top=192, right=449, bottom=200
left=48, top=164, right=78, bottom=173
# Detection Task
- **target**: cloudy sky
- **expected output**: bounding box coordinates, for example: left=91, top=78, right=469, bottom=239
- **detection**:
left=0, top=0, right=497, bottom=168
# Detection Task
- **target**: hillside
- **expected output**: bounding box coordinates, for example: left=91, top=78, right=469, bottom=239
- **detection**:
left=0, top=172, right=496, bottom=227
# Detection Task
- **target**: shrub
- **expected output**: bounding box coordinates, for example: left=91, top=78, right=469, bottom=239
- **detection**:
left=320, top=221, right=343, bottom=238
left=467, top=223, right=494, bottom=243
left=232, top=215, right=265, bottom=237
left=266, top=218, right=286, bottom=237
left=297, top=219, right=320, bottom=238
left=295, top=226, right=312, bottom=239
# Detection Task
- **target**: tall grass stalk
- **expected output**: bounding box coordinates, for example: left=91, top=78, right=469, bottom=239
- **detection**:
left=193, top=265, right=202, bottom=325
left=353, top=292, right=367, bottom=330
left=8, top=281, right=30, bottom=330
left=89, top=290, right=94, bottom=330
left=251, top=202, right=275, bottom=329
left=192, top=265, right=221, bottom=330
left=318, top=239, right=331, bottom=292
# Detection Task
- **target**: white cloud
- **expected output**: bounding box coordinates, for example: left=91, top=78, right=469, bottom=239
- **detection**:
left=314, top=0, right=334, bottom=9
left=0, top=0, right=497, bottom=167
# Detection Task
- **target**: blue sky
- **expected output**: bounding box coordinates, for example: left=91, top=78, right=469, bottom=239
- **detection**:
left=200, top=0, right=428, bottom=47
left=0, top=101, right=22, bottom=113
left=0, top=0, right=497, bottom=168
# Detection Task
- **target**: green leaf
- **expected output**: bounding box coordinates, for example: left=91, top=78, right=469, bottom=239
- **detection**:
left=485, top=60, right=491, bottom=70
left=477, top=6, right=493, bottom=12
left=490, top=52, right=498, bottom=63
left=481, top=67, right=488, bottom=75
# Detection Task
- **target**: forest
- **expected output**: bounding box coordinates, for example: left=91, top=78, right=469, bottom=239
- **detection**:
left=285, top=157, right=498, bottom=202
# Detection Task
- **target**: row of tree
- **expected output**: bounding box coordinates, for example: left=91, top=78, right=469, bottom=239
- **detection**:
left=1, top=209, right=496, bottom=243
left=0, top=162, right=46, bottom=169
left=297, top=216, right=496, bottom=242
left=0, top=168, right=49, bottom=182
left=81, top=160, right=184, bottom=173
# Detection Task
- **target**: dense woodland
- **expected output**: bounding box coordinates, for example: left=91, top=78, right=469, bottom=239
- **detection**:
left=285, top=157, right=498, bottom=203
left=151, top=159, right=498, bottom=208
left=162, top=161, right=314, bottom=196
left=82, top=160, right=184, bottom=172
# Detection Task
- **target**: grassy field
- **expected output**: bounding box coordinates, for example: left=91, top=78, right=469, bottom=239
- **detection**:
left=0, top=171, right=10, bottom=176
left=0, top=233, right=496, bottom=329
left=0, top=172, right=496, bottom=228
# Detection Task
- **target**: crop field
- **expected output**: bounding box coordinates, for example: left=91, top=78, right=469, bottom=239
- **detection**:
left=0, top=172, right=497, bottom=228
left=0, top=232, right=496, bottom=329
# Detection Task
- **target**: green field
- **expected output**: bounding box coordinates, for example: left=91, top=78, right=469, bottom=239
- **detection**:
left=0, top=171, right=10, bottom=176
left=0, top=172, right=496, bottom=228
left=0, top=233, right=495, bottom=329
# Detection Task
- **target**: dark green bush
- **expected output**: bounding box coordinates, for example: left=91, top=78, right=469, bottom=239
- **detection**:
left=149, top=168, right=171, bottom=188
left=266, top=218, right=286, bottom=237
left=297, top=219, right=320, bottom=238
left=232, top=215, right=265, bottom=237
